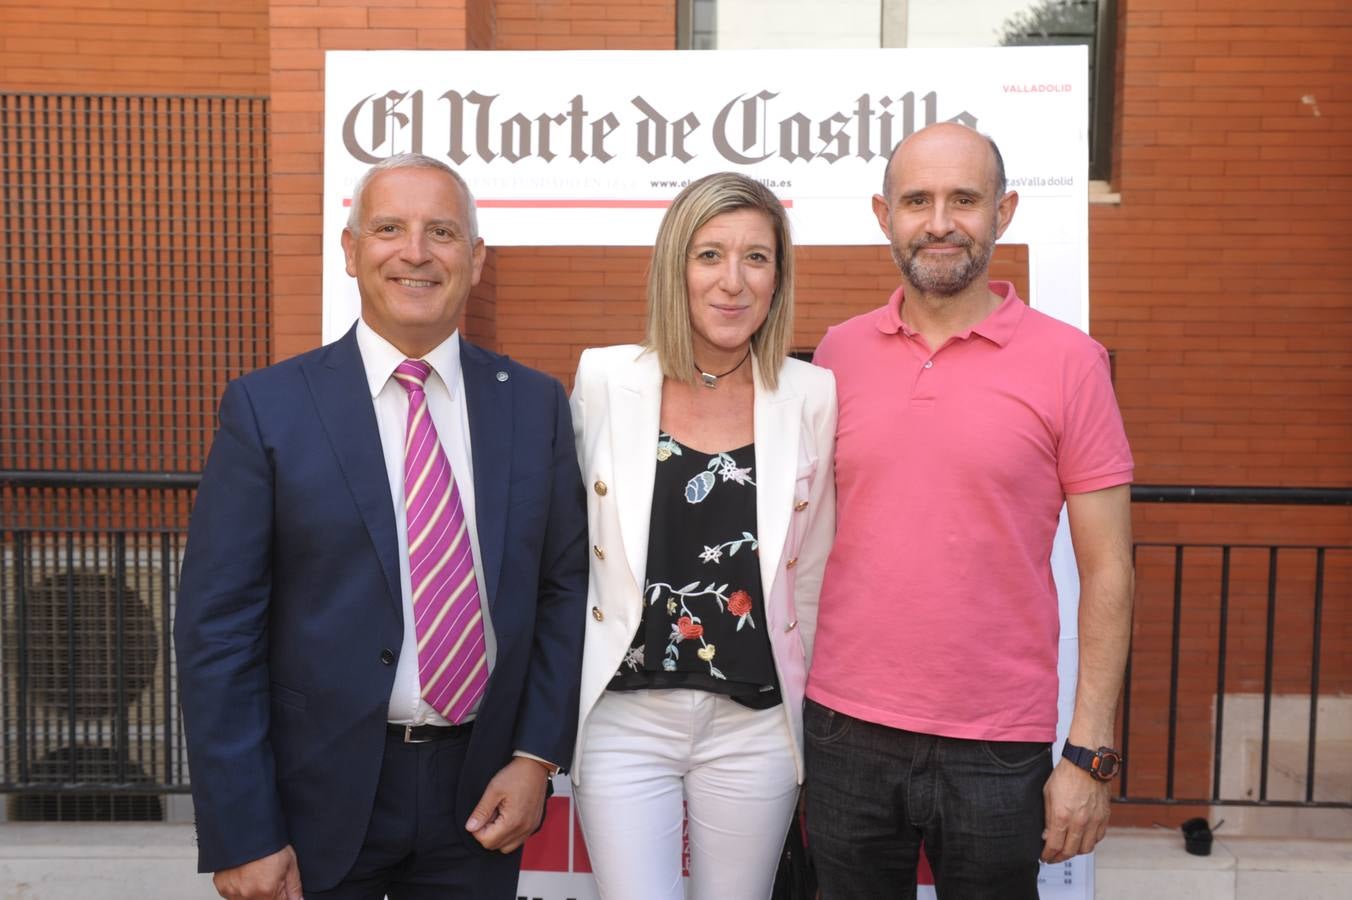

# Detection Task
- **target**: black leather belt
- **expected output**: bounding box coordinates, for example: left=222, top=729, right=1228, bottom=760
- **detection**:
left=387, top=722, right=472, bottom=743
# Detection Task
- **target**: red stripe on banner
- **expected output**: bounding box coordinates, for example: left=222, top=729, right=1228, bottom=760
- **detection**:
left=481, top=199, right=672, bottom=209
left=572, top=807, right=593, bottom=874
left=520, top=796, right=572, bottom=873
left=340, top=198, right=793, bottom=209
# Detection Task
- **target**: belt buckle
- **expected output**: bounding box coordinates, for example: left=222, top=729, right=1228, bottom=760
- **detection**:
left=403, top=724, right=432, bottom=744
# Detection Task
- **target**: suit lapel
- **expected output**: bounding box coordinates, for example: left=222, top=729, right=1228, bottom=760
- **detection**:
left=610, top=351, right=663, bottom=592
left=460, top=340, right=511, bottom=608
left=753, top=359, right=801, bottom=611
left=302, top=327, right=403, bottom=618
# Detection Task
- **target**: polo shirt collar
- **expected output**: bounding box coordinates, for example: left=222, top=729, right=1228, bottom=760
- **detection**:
left=876, top=280, right=1024, bottom=347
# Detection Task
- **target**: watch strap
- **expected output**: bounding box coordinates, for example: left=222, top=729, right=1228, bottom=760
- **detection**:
left=1061, top=741, right=1121, bottom=781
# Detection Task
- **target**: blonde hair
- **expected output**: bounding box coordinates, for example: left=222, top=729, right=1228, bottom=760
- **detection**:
left=644, top=172, right=795, bottom=390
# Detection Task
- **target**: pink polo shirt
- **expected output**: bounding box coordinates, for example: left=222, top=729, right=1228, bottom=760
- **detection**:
left=807, top=282, right=1133, bottom=742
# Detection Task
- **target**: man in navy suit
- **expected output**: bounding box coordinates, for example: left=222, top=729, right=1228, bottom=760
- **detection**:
left=174, top=153, right=588, bottom=900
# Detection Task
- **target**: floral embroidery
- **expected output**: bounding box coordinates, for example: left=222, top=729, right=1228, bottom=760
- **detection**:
left=656, top=435, right=682, bottom=462
left=678, top=442, right=757, bottom=505
left=727, top=589, right=754, bottom=631
left=699, top=532, right=757, bottom=564
left=642, top=577, right=759, bottom=675
left=718, top=460, right=754, bottom=486
left=645, top=580, right=730, bottom=613
left=685, top=469, right=716, bottom=503
left=676, top=616, right=704, bottom=640
left=614, top=433, right=769, bottom=687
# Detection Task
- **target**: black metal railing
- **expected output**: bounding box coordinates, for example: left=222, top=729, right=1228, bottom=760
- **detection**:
left=2, top=473, right=196, bottom=821
left=1, top=477, right=1349, bottom=820
left=1, top=90, right=270, bottom=822
left=1117, top=485, right=1351, bottom=812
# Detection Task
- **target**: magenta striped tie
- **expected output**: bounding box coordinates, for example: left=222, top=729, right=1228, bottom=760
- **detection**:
left=393, top=359, right=487, bottom=724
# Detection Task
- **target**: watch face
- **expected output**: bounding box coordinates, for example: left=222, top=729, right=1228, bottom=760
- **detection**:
left=1095, top=751, right=1121, bottom=780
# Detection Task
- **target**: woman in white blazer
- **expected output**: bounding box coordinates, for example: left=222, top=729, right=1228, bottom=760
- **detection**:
left=569, top=173, right=836, bottom=899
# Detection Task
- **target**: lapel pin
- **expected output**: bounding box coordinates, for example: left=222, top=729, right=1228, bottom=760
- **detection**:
left=496, top=371, right=509, bottom=382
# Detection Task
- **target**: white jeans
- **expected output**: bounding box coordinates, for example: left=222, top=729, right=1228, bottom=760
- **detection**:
left=574, top=688, right=800, bottom=900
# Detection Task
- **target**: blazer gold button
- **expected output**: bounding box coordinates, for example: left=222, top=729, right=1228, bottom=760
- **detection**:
left=592, top=606, right=604, bottom=621
left=786, top=557, right=798, bottom=569
left=594, top=545, right=605, bottom=560
left=594, top=480, right=608, bottom=496
left=794, top=499, right=809, bottom=511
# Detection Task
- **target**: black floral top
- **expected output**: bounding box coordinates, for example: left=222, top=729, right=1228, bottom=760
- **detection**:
left=609, top=432, right=780, bottom=709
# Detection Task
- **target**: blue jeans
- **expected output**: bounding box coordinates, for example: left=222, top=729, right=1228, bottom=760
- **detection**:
left=803, top=700, right=1051, bottom=900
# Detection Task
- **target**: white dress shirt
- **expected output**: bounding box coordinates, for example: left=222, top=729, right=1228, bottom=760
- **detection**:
left=355, top=319, right=495, bottom=726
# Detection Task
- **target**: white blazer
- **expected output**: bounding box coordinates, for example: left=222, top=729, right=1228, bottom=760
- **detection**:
left=569, top=344, right=837, bottom=784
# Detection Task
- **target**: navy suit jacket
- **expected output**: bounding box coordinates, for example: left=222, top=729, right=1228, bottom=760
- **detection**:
left=174, top=327, right=588, bottom=891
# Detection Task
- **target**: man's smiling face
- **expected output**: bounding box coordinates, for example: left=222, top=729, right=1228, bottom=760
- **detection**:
left=342, top=166, right=486, bottom=358
left=874, top=123, right=1015, bottom=298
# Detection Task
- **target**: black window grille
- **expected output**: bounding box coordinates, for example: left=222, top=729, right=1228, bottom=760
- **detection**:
left=0, top=92, right=270, bottom=820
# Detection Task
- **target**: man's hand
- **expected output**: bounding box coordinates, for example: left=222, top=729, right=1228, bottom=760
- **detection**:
left=465, top=756, right=550, bottom=853
left=212, top=845, right=302, bottom=900
left=1040, top=759, right=1111, bottom=863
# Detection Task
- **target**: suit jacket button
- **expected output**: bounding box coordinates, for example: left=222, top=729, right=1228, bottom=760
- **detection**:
left=794, top=499, right=809, bottom=511
left=786, top=557, right=798, bottom=569
left=594, top=545, right=605, bottom=560
left=592, top=607, right=604, bottom=622
left=380, top=648, right=396, bottom=665
left=594, top=480, right=608, bottom=496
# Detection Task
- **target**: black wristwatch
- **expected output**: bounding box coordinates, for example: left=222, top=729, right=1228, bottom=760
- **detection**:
left=1061, top=742, right=1122, bottom=782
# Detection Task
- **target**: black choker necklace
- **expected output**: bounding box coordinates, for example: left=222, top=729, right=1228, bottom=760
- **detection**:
left=695, top=349, right=751, bottom=388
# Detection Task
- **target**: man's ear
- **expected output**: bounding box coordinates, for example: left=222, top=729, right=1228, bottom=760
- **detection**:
left=994, top=190, right=1019, bottom=240
left=341, top=228, right=358, bottom=278
left=872, top=194, right=893, bottom=242
left=469, top=236, right=487, bottom=287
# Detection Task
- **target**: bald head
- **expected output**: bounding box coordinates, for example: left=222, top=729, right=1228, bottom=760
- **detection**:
left=870, top=122, right=1020, bottom=299
left=881, top=123, right=1007, bottom=205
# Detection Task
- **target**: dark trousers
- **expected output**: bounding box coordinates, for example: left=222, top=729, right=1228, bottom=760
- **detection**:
left=306, top=728, right=521, bottom=900
left=803, top=700, right=1051, bottom=900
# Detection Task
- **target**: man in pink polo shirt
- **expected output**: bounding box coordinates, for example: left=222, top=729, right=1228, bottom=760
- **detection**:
left=804, top=123, right=1134, bottom=899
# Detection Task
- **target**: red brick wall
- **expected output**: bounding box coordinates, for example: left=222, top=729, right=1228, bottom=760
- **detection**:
left=486, top=2, right=674, bottom=376
left=495, top=0, right=675, bottom=51
left=1093, top=0, right=1352, bottom=491
left=0, top=0, right=269, bottom=94
left=1094, top=1, right=1352, bottom=821
left=268, top=0, right=497, bottom=361
left=265, top=0, right=672, bottom=364
left=4, top=0, right=1349, bottom=818
left=6, top=3, right=1345, bottom=483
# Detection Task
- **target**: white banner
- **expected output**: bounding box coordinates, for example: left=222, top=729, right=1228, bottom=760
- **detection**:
left=321, top=47, right=1093, bottom=900
left=323, top=47, right=1089, bottom=339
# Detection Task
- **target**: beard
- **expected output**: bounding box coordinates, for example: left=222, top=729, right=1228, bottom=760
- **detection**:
left=892, top=226, right=997, bottom=297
